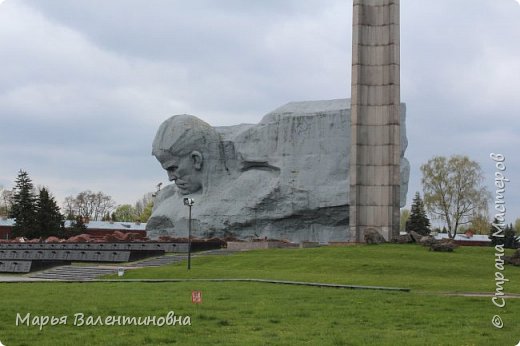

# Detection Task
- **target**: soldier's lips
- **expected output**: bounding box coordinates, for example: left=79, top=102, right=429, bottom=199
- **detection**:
left=175, top=181, right=187, bottom=188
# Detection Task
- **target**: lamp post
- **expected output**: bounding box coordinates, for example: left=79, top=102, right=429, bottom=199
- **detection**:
left=183, top=197, right=194, bottom=270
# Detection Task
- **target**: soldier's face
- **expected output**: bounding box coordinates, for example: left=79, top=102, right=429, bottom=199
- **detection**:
left=159, top=154, right=202, bottom=195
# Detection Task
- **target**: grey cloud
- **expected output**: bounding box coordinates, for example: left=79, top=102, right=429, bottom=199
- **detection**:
left=0, top=0, right=518, bottom=223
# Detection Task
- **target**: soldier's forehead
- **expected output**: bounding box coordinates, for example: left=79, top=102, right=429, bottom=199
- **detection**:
left=155, top=151, right=180, bottom=163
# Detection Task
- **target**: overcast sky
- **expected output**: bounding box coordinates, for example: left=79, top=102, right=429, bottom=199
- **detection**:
left=0, top=0, right=519, bottom=225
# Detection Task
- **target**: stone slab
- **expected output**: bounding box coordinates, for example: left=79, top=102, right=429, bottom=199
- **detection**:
left=147, top=99, right=409, bottom=243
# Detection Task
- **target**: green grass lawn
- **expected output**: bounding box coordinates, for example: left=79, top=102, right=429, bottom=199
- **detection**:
left=110, top=244, right=520, bottom=293
left=0, top=244, right=518, bottom=345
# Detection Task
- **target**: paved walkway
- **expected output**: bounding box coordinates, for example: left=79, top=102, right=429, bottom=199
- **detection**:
left=442, top=292, right=520, bottom=299
left=0, top=275, right=50, bottom=282
left=95, top=278, right=411, bottom=292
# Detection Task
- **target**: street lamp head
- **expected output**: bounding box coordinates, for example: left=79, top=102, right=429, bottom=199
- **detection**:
left=183, top=197, right=195, bottom=206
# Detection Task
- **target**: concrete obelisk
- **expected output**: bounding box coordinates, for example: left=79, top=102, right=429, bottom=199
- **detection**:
left=349, top=0, right=401, bottom=242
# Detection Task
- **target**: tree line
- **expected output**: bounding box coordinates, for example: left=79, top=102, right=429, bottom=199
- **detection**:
left=4, top=155, right=519, bottom=246
left=1, top=170, right=154, bottom=239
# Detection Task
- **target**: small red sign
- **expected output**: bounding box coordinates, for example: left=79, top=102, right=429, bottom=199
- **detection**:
left=191, top=291, right=202, bottom=304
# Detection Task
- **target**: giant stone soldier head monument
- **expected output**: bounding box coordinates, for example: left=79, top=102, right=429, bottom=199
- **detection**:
left=146, top=99, right=410, bottom=242
left=147, top=0, right=407, bottom=242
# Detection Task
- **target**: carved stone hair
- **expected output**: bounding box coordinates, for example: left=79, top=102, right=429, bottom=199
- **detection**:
left=152, top=114, right=221, bottom=158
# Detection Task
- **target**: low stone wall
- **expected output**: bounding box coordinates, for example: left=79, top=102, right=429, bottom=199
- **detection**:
left=0, top=260, right=32, bottom=273
left=0, top=242, right=183, bottom=273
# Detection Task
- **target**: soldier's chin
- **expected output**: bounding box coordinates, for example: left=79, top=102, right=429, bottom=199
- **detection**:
left=178, top=187, right=191, bottom=195
left=176, top=185, right=191, bottom=195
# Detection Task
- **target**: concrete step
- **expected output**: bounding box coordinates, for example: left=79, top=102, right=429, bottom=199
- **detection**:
left=27, top=253, right=213, bottom=280
left=29, top=266, right=117, bottom=280
left=131, top=255, right=184, bottom=267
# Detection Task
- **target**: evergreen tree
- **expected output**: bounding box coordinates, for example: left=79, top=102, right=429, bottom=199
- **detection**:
left=9, top=170, right=37, bottom=238
left=504, top=223, right=519, bottom=249
left=487, top=218, right=517, bottom=248
left=489, top=218, right=500, bottom=246
left=35, top=187, right=65, bottom=238
left=406, top=192, right=431, bottom=236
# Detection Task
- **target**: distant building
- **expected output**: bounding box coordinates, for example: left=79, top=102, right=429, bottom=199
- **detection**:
left=0, top=218, right=11, bottom=239
left=0, top=218, right=146, bottom=240
left=434, top=232, right=491, bottom=247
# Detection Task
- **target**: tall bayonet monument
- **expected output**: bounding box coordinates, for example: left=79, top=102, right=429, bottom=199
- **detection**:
left=349, top=0, right=401, bottom=241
